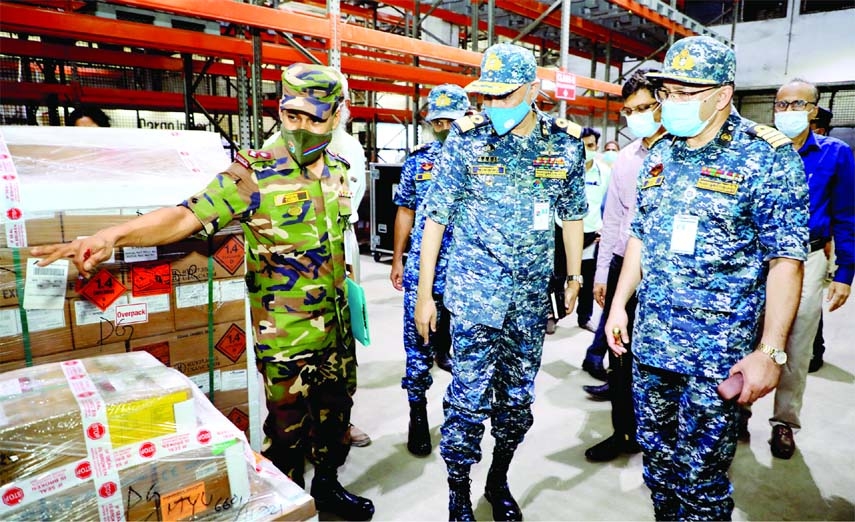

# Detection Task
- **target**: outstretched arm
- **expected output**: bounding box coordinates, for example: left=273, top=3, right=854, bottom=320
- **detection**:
left=31, top=206, right=203, bottom=277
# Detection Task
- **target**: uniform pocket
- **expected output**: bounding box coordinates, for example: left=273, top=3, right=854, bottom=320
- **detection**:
left=269, top=289, right=331, bottom=348
left=269, top=197, right=322, bottom=253
left=669, top=290, right=733, bottom=349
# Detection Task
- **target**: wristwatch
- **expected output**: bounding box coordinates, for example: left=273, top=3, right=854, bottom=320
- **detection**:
left=759, top=342, right=788, bottom=366
left=565, top=275, right=584, bottom=288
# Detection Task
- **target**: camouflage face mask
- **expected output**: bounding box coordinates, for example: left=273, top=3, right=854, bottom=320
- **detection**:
left=281, top=127, right=332, bottom=167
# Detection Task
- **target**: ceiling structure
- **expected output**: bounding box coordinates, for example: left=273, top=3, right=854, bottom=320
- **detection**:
left=0, top=0, right=727, bottom=146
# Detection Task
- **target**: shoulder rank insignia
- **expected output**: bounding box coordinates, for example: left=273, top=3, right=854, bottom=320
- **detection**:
left=747, top=124, right=791, bottom=149
left=327, top=150, right=351, bottom=169
left=552, top=118, right=582, bottom=138
left=454, top=113, right=488, bottom=134
left=410, top=142, right=430, bottom=154
left=236, top=148, right=275, bottom=169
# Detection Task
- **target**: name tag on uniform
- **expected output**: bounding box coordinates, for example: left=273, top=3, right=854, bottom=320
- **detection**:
left=534, top=168, right=568, bottom=179
left=275, top=190, right=310, bottom=205
left=415, top=172, right=432, bottom=181
left=470, top=165, right=506, bottom=176
left=696, top=178, right=738, bottom=195
left=670, top=214, right=699, bottom=255
left=533, top=201, right=550, bottom=230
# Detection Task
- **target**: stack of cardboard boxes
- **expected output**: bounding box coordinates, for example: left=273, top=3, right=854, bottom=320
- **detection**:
left=0, top=352, right=313, bottom=521
left=0, top=126, right=253, bottom=439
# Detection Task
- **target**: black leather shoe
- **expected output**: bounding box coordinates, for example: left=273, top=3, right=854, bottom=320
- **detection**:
left=311, top=472, right=375, bottom=520
left=585, top=434, right=639, bottom=462
left=808, top=355, right=824, bottom=373
left=583, top=382, right=610, bottom=401
left=770, top=425, right=796, bottom=459
left=484, top=481, right=523, bottom=521
left=582, top=360, right=608, bottom=381
left=435, top=350, right=453, bottom=373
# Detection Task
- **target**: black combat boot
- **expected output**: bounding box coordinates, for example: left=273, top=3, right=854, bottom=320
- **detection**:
left=407, top=399, right=432, bottom=456
left=261, top=446, right=305, bottom=488
left=448, top=472, right=475, bottom=521
left=310, top=466, right=374, bottom=521
left=484, top=450, right=522, bottom=521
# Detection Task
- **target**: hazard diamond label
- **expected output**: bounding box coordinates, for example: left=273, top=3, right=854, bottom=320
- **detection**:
left=78, top=269, right=126, bottom=311
left=131, top=261, right=171, bottom=297
left=216, top=324, right=246, bottom=363
left=213, top=236, right=245, bottom=274
left=227, top=408, right=250, bottom=433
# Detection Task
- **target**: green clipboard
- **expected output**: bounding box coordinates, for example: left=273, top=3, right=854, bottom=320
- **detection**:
left=346, top=278, right=370, bottom=346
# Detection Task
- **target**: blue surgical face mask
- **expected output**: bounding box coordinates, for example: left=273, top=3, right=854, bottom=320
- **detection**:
left=584, top=148, right=597, bottom=162
left=485, top=85, right=532, bottom=136
left=661, top=89, right=720, bottom=138
left=602, top=150, right=619, bottom=164
left=626, top=109, right=660, bottom=139
left=774, top=110, right=810, bottom=138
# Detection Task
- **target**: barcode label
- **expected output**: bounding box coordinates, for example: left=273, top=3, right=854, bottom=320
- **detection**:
left=31, top=266, right=65, bottom=278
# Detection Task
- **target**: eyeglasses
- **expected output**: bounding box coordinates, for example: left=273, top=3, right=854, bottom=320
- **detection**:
left=620, top=101, right=660, bottom=117
left=773, top=99, right=817, bottom=112
left=654, top=85, right=719, bottom=103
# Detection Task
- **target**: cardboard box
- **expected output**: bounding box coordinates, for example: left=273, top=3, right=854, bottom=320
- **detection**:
left=0, top=216, right=63, bottom=248
left=168, top=234, right=246, bottom=284
left=0, top=341, right=126, bottom=374
left=172, top=277, right=245, bottom=329
left=129, top=321, right=248, bottom=379
left=0, top=303, right=73, bottom=364
left=0, top=352, right=195, bottom=485
left=70, top=291, right=174, bottom=350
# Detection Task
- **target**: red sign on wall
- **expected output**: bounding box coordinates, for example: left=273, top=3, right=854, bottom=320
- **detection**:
left=555, top=71, right=577, bottom=101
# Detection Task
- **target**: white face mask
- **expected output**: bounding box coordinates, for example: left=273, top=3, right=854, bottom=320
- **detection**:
left=626, top=109, right=660, bottom=139
left=774, top=110, right=810, bottom=138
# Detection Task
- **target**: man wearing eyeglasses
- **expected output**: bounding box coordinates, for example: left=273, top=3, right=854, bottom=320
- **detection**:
left=582, top=69, right=666, bottom=462
left=765, top=79, right=854, bottom=459
left=415, top=43, right=586, bottom=521
left=605, top=36, right=809, bottom=520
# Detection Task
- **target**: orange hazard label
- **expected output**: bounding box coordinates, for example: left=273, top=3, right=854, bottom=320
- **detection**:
left=78, top=269, right=126, bottom=311
left=213, top=236, right=244, bottom=274
left=216, top=324, right=246, bottom=363
left=131, top=261, right=172, bottom=296
left=132, top=341, right=171, bottom=367
left=227, top=408, right=250, bottom=433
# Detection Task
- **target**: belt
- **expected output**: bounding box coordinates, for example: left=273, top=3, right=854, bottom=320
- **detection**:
left=810, top=238, right=830, bottom=253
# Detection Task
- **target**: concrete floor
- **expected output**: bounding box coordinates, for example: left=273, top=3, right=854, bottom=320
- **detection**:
left=334, top=255, right=855, bottom=521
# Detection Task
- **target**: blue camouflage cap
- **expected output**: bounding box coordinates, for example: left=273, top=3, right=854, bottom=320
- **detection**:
left=466, top=43, right=537, bottom=96
left=647, top=36, right=735, bottom=86
left=426, top=84, right=470, bottom=122
left=280, top=63, right=343, bottom=120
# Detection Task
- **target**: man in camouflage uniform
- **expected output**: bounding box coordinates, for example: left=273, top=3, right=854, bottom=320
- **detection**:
left=605, top=36, right=809, bottom=520
left=33, top=63, right=374, bottom=521
left=390, top=84, right=470, bottom=457
left=415, top=43, right=587, bottom=521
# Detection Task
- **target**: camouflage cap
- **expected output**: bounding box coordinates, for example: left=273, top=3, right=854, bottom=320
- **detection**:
left=280, top=63, right=343, bottom=120
left=647, top=36, right=735, bottom=86
left=425, top=84, right=470, bottom=122
left=466, top=43, right=537, bottom=96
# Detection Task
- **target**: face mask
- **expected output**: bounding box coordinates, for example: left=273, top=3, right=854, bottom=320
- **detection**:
left=660, top=89, right=720, bottom=138
left=435, top=129, right=450, bottom=143
left=485, top=85, right=532, bottom=136
left=774, top=111, right=810, bottom=138
left=602, top=150, right=619, bottom=164
left=281, top=128, right=332, bottom=167
left=626, top=109, right=660, bottom=139
left=584, top=148, right=597, bottom=162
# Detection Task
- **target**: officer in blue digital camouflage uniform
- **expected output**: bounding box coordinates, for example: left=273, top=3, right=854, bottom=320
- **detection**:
left=390, top=84, right=470, bottom=457
left=605, top=36, right=809, bottom=520
left=415, top=43, right=587, bottom=521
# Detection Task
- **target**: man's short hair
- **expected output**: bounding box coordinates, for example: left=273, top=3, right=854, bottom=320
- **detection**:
left=581, top=127, right=601, bottom=142
left=622, top=69, right=660, bottom=99
left=782, top=78, right=820, bottom=104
